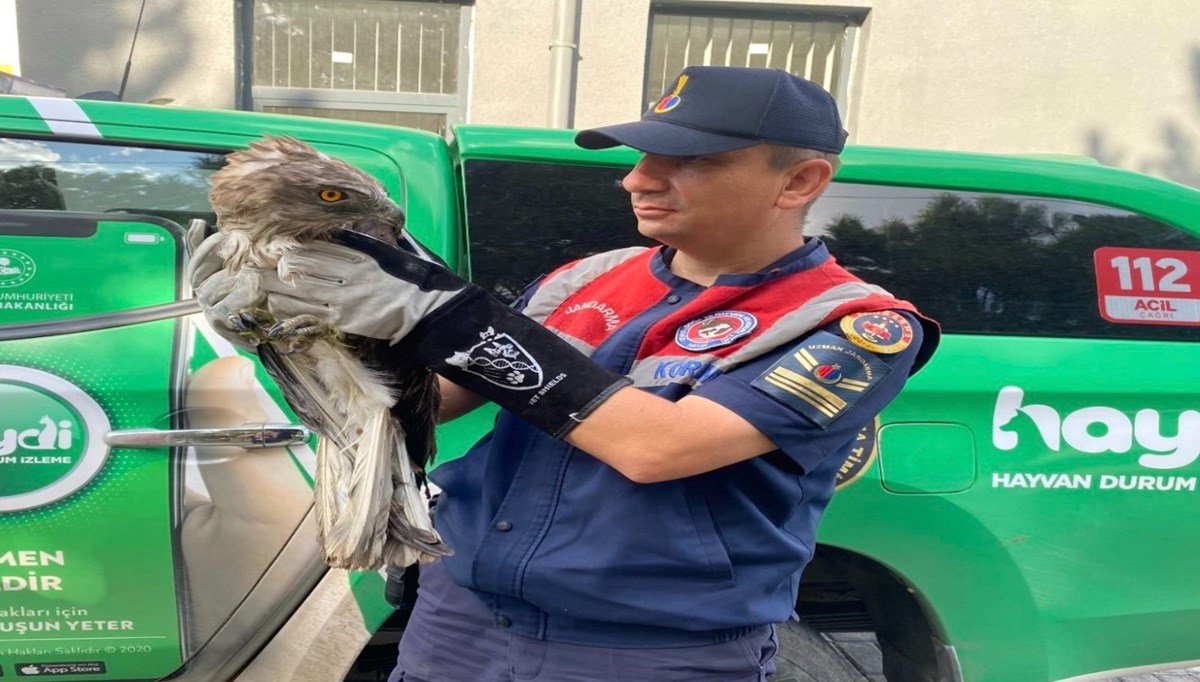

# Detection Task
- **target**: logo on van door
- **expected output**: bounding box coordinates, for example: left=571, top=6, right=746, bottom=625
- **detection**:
left=0, top=366, right=111, bottom=512
left=0, top=250, right=36, bottom=289
left=991, top=386, right=1198, bottom=492
left=993, top=386, right=1199, bottom=470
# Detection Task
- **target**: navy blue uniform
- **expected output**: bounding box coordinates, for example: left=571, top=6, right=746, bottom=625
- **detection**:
left=392, top=239, right=934, bottom=681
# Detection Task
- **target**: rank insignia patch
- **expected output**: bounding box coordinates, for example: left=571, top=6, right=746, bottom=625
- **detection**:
left=840, top=311, right=913, bottom=354
left=752, top=331, right=892, bottom=428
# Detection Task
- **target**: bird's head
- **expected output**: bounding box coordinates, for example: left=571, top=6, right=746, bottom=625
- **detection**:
left=209, top=135, right=404, bottom=242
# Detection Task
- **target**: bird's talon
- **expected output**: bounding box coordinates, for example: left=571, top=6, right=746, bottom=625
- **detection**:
left=228, top=309, right=273, bottom=334
left=267, top=314, right=328, bottom=340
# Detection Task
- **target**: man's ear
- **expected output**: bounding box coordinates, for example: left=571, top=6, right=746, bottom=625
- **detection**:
left=776, top=159, right=834, bottom=210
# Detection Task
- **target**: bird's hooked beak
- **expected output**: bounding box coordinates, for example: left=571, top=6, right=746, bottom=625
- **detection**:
left=352, top=202, right=406, bottom=238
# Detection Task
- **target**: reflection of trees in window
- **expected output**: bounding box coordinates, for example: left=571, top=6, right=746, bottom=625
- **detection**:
left=62, top=169, right=213, bottom=212
left=0, top=166, right=66, bottom=210
left=824, top=193, right=1200, bottom=340
left=1, top=141, right=220, bottom=229
left=193, top=154, right=228, bottom=173
left=465, top=161, right=653, bottom=303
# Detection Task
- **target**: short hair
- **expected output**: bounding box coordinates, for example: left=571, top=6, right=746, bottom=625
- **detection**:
left=767, top=144, right=841, bottom=175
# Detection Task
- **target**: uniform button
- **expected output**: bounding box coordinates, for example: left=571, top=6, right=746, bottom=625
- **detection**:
left=666, top=294, right=681, bottom=304
left=495, top=520, right=513, bottom=532
left=495, top=615, right=512, bottom=628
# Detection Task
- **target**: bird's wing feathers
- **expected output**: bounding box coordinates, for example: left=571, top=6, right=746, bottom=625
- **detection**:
left=257, top=343, right=351, bottom=450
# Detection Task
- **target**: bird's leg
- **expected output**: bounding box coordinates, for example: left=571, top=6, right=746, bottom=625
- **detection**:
left=266, top=314, right=341, bottom=355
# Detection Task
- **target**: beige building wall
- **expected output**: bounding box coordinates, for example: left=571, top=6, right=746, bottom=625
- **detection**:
left=473, top=0, right=1200, bottom=188
left=15, top=0, right=237, bottom=108
left=10, top=1, right=1200, bottom=187
left=468, top=0, right=557, bottom=124
left=848, top=0, right=1198, bottom=186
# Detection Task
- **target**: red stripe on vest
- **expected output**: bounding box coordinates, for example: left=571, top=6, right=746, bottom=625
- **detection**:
left=635, top=260, right=914, bottom=360
left=540, top=249, right=924, bottom=365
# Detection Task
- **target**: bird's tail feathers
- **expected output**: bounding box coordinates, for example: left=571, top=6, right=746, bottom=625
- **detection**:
left=270, top=344, right=446, bottom=570
left=383, top=421, right=451, bottom=566
left=320, top=407, right=397, bottom=570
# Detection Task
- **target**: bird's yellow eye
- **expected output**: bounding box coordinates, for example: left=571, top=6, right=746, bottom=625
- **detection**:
left=319, top=189, right=346, bottom=202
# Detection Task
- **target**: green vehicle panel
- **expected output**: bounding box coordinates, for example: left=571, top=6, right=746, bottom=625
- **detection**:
left=0, top=94, right=1197, bottom=682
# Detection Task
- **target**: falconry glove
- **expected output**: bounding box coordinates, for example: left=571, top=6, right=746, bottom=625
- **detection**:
left=188, top=221, right=262, bottom=353
left=197, top=228, right=630, bottom=439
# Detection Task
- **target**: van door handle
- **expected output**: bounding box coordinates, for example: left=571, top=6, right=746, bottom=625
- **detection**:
left=104, top=424, right=311, bottom=449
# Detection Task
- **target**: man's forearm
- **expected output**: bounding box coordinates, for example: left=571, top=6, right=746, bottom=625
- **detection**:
left=399, top=285, right=630, bottom=438
left=435, top=376, right=489, bottom=423
left=565, top=389, right=778, bottom=484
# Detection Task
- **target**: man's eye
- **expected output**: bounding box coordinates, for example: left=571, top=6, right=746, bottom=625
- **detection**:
left=319, top=189, right=346, bottom=202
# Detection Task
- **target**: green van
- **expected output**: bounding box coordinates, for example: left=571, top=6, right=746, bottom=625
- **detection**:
left=0, top=95, right=1198, bottom=682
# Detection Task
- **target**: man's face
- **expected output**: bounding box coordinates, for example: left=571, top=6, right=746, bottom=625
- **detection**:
left=621, top=145, right=791, bottom=249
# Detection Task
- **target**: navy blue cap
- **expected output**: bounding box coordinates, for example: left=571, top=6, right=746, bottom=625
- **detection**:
left=576, top=66, right=848, bottom=156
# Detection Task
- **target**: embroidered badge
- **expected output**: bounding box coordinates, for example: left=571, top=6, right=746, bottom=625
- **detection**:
left=752, top=331, right=892, bottom=428
left=653, top=75, right=689, bottom=113
left=675, top=311, right=757, bottom=352
left=836, top=416, right=880, bottom=489
left=445, top=327, right=544, bottom=391
left=840, top=311, right=914, bottom=355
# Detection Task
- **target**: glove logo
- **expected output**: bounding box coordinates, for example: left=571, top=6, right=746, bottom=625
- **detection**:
left=445, top=327, right=544, bottom=391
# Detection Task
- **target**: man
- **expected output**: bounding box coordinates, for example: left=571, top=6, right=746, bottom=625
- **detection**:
left=194, top=66, right=938, bottom=681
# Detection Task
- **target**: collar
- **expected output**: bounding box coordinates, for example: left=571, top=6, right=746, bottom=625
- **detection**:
left=650, top=238, right=831, bottom=289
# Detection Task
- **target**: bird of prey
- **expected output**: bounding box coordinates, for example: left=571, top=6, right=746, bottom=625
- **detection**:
left=203, top=135, right=449, bottom=570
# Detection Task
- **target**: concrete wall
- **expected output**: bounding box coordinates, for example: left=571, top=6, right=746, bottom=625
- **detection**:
left=468, top=0, right=557, bottom=124
left=11, top=1, right=1200, bottom=187
left=472, top=0, right=1200, bottom=188
left=15, top=0, right=237, bottom=108
left=848, top=0, right=1200, bottom=187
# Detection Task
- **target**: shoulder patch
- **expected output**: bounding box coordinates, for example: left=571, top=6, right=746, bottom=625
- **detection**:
left=840, top=311, right=913, bottom=354
left=751, top=331, right=892, bottom=428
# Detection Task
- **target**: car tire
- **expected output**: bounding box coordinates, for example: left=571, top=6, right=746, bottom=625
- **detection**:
left=769, top=619, right=870, bottom=682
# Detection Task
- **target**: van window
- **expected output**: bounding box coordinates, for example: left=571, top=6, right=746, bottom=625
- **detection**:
left=463, top=162, right=1200, bottom=342
left=462, top=160, right=654, bottom=303
left=0, top=136, right=220, bottom=225
left=811, top=184, right=1200, bottom=341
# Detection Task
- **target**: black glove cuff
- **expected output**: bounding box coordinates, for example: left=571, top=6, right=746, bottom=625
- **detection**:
left=404, top=286, right=631, bottom=438
left=330, top=229, right=461, bottom=292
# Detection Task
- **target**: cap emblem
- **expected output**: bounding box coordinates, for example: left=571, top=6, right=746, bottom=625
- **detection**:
left=653, top=75, right=689, bottom=114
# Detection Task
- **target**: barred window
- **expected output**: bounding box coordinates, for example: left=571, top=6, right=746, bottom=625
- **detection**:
left=644, top=5, right=861, bottom=112
left=250, top=0, right=470, bottom=136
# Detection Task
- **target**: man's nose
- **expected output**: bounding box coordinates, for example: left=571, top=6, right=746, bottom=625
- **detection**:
left=622, top=154, right=671, bottom=193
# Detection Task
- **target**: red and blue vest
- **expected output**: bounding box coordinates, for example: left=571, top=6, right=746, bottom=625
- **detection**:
left=431, top=239, right=937, bottom=647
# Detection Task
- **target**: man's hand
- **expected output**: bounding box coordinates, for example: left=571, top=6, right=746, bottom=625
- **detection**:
left=188, top=224, right=463, bottom=344
left=263, top=231, right=467, bottom=343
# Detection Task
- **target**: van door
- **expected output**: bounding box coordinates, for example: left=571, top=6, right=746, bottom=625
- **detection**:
left=0, top=136, right=319, bottom=681
left=809, top=181, right=1200, bottom=680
